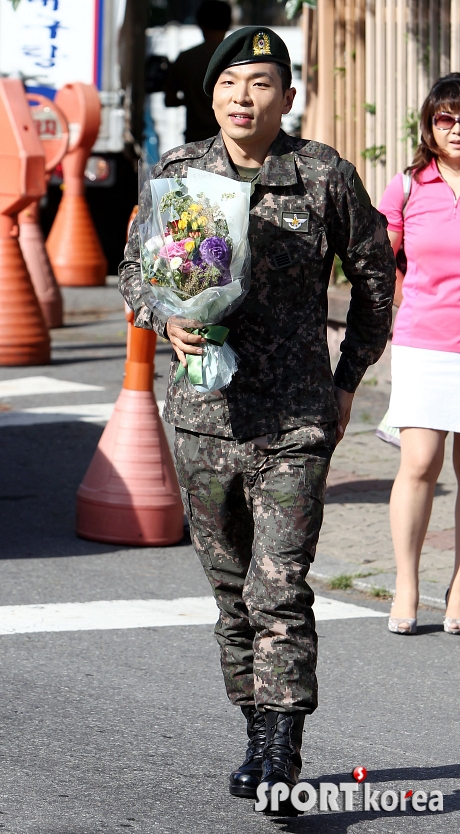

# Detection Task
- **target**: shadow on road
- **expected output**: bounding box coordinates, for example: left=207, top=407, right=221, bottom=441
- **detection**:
left=51, top=354, right=126, bottom=366
left=413, top=623, right=445, bottom=635
left=0, top=421, right=186, bottom=559
left=325, top=479, right=394, bottom=502
left=325, top=480, right=450, bottom=503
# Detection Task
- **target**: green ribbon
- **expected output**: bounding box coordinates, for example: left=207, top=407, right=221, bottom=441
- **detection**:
left=175, top=325, right=230, bottom=386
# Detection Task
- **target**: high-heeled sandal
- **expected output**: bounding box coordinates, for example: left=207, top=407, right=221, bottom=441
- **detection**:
left=388, top=599, right=417, bottom=634
left=388, top=616, right=417, bottom=635
left=444, top=588, right=460, bottom=634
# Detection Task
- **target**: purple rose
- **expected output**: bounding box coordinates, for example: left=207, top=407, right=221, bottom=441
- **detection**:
left=199, top=236, right=230, bottom=270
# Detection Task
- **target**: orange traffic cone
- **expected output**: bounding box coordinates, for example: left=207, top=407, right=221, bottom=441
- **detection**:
left=46, top=83, right=107, bottom=286
left=46, top=191, right=107, bottom=286
left=0, top=216, right=50, bottom=365
left=19, top=201, right=63, bottom=328
left=76, top=314, right=184, bottom=545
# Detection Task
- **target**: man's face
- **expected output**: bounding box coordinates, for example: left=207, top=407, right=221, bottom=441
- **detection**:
left=212, top=62, right=295, bottom=146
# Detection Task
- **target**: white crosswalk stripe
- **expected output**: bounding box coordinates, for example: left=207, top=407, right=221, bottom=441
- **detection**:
left=0, top=595, right=386, bottom=636
left=0, top=403, right=116, bottom=427
left=0, top=376, right=103, bottom=397
left=0, top=401, right=165, bottom=427
left=0, top=374, right=165, bottom=426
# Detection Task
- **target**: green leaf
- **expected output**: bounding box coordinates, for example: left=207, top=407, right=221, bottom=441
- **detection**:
left=9, top=0, right=22, bottom=9
left=361, top=144, right=386, bottom=164
left=401, top=107, right=420, bottom=151
left=281, top=0, right=317, bottom=20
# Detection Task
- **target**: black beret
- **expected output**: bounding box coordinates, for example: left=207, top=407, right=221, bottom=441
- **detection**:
left=203, top=26, right=291, bottom=96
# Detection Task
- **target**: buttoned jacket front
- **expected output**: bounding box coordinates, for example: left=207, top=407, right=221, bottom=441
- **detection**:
left=119, top=130, right=395, bottom=439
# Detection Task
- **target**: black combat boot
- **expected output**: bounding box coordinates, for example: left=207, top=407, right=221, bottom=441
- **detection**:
left=229, top=706, right=266, bottom=798
left=257, top=710, right=305, bottom=816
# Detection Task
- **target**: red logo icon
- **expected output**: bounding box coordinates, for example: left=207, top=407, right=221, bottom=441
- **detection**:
left=352, top=766, right=368, bottom=783
left=405, top=790, right=413, bottom=798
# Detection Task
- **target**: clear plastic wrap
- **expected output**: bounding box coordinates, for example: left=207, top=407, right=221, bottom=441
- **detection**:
left=138, top=163, right=251, bottom=393
left=190, top=340, right=238, bottom=393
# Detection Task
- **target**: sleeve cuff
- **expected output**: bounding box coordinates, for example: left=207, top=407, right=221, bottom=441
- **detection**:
left=134, top=303, right=169, bottom=340
left=333, top=355, right=369, bottom=393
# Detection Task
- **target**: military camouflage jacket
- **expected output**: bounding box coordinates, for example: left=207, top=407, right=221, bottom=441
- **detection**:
left=119, top=130, right=395, bottom=440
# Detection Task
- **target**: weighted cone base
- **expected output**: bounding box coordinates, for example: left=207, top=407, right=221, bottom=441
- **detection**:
left=46, top=193, right=107, bottom=286
left=0, top=235, right=50, bottom=365
left=19, top=219, right=63, bottom=328
left=76, top=388, right=184, bottom=546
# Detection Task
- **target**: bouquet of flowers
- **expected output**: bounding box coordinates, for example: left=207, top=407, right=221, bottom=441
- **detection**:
left=138, top=165, right=251, bottom=393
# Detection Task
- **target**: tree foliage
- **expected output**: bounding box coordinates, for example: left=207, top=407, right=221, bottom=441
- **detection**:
left=279, top=0, right=317, bottom=21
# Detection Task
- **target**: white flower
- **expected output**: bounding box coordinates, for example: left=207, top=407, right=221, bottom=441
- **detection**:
left=145, top=235, right=163, bottom=253
left=170, top=257, right=182, bottom=271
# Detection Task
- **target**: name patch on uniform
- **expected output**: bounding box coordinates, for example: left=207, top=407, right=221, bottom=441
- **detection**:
left=281, top=211, right=309, bottom=232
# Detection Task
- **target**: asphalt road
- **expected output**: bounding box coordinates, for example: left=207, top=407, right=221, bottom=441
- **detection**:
left=0, top=282, right=459, bottom=833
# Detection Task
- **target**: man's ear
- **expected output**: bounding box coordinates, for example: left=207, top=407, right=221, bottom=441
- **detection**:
left=282, top=87, right=296, bottom=116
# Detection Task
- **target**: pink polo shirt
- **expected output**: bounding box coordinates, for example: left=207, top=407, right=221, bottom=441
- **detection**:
left=378, top=158, right=460, bottom=353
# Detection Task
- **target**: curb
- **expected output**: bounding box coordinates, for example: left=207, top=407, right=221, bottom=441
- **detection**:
left=309, top=569, right=446, bottom=611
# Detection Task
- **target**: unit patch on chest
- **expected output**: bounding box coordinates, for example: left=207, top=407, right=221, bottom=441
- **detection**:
left=281, top=211, right=309, bottom=232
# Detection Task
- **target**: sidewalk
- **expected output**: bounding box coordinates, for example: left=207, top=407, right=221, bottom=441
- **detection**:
left=315, top=348, right=456, bottom=609
left=315, top=427, right=456, bottom=609
left=320, top=286, right=456, bottom=610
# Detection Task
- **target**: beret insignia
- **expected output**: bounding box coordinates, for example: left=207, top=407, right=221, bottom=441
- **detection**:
left=253, top=32, right=271, bottom=57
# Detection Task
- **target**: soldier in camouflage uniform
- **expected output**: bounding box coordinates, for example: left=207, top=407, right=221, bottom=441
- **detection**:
left=119, top=26, right=395, bottom=815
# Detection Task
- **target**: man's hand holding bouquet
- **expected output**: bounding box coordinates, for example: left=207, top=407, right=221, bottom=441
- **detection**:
left=138, top=165, right=251, bottom=392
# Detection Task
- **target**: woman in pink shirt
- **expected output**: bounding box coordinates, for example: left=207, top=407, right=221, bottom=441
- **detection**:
left=379, top=74, right=460, bottom=636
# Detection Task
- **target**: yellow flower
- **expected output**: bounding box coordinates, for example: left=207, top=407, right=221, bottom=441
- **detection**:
left=191, top=221, right=198, bottom=230
left=184, top=240, right=195, bottom=252
left=178, top=219, right=187, bottom=230
left=181, top=211, right=191, bottom=222
left=189, top=203, right=202, bottom=213
left=197, top=216, right=207, bottom=226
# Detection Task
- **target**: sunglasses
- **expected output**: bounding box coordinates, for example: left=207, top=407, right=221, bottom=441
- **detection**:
left=432, top=112, right=460, bottom=130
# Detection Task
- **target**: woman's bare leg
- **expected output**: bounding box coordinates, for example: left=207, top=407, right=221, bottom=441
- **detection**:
left=389, top=427, right=446, bottom=627
left=445, top=433, right=460, bottom=626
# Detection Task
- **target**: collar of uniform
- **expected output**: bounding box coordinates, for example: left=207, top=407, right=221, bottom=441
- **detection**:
left=207, top=130, right=298, bottom=186
left=160, top=133, right=239, bottom=180
left=258, top=130, right=298, bottom=187
left=418, top=157, right=443, bottom=183
left=205, top=132, right=240, bottom=179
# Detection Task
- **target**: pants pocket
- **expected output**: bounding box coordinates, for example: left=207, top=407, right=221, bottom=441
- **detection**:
left=254, top=455, right=329, bottom=557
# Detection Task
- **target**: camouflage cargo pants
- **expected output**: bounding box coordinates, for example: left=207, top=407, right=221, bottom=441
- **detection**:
left=174, top=424, right=335, bottom=713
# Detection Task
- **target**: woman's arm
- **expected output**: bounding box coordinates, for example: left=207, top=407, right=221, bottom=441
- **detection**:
left=378, top=172, right=406, bottom=307
left=388, top=229, right=404, bottom=307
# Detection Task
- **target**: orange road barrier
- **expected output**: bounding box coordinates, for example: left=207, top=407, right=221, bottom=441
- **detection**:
left=46, top=83, right=107, bottom=286
left=0, top=78, right=50, bottom=366
left=18, top=93, right=69, bottom=328
left=76, top=286, right=184, bottom=546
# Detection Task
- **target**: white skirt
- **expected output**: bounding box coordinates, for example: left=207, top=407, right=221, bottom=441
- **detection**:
left=388, top=345, right=460, bottom=432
